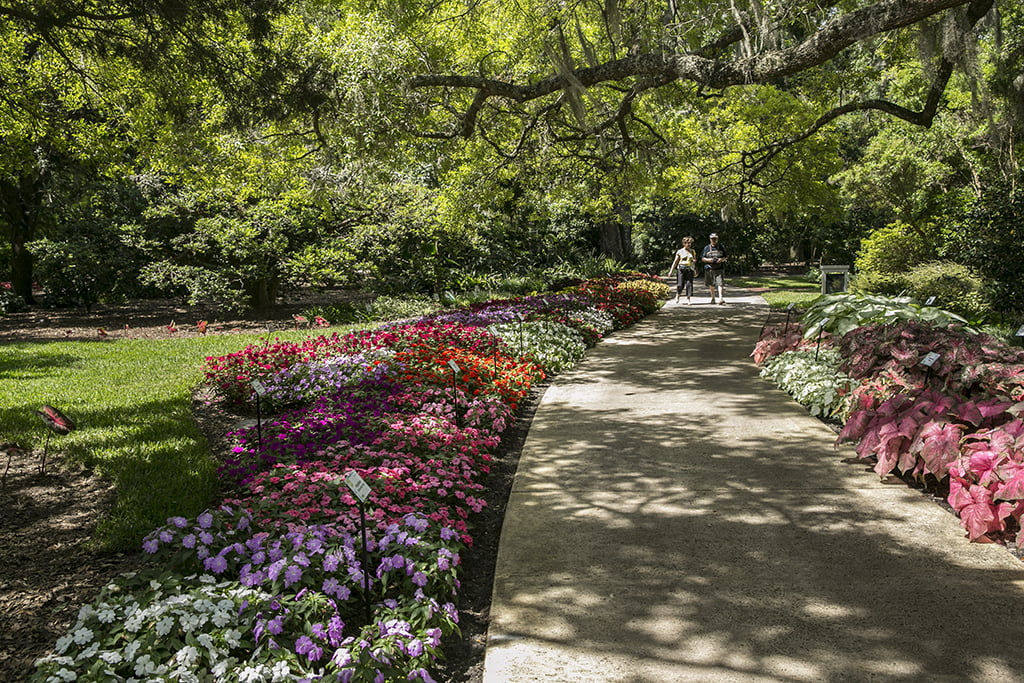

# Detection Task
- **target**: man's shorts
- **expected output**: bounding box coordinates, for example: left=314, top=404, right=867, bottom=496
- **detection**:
left=704, top=269, right=724, bottom=288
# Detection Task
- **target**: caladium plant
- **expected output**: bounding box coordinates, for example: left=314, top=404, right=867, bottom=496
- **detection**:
left=948, top=411, right=1024, bottom=546
left=838, top=388, right=1016, bottom=480
left=756, top=293, right=1024, bottom=549
left=837, top=320, right=1024, bottom=399
left=750, top=322, right=820, bottom=364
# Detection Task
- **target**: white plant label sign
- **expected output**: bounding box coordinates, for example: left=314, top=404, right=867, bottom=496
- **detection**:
left=344, top=471, right=372, bottom=502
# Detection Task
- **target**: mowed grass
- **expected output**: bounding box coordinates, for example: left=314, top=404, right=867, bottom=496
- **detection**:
left=0, top=329, right=354, bottom=552
left=730, top=273, right=823, bottom=309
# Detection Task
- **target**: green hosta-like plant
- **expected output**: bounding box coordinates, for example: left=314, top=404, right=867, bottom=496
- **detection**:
left=488, top=320, right=587, bottom=374
left=801, top=292, right=972, bottom=340
left=759, top=348, right=857, bottom=418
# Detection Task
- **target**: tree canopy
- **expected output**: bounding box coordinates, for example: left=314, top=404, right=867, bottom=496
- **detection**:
left=1, top=0, right=1022, bottom=316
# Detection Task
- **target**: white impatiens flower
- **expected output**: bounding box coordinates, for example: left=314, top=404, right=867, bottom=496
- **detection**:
left=170, top=666, right=201, bottom=683
left=76, top=642, right=99, bottom=661
left=133, top=654, right=159, bottom=677
left=179, top=612, right=206, bottom=632
left=55, top=668, right=77, bottom=682
left=124, top=613, right=144, bottom=632
left=271, top=660, right=292, bottom=682
left=211, top=607, right=232, bottom=628
left=224, top=629, right=242, bottom=648
left=193, top=598, right=216, bottom=613
left=71, top=627, right=94, bottom=645
left=156, top=615, right=175, bottom=636
left=238, top=665, right=268, bottom=683
left=123, top=639, right=142, bottom=661
left=96, top=608, right=117, bottom=624
left=99, top=650, right=124, bottom=665
left=174, top=645, right=199, bottom=667
left=54, top=634, right=74, bottom=654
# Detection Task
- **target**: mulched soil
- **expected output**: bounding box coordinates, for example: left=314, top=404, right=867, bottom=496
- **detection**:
left=0, top=294, right=531, bottom=682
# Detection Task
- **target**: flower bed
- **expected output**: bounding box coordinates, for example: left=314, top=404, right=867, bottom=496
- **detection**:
left=753, top=293, right=1024, bottom=550
left=33, top=273, right=663, bottom=683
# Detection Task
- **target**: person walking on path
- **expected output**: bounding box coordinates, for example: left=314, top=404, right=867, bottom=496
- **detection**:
left=668, top=236, right=697, bottom=304
left=702, top=232, right=727, bottom=304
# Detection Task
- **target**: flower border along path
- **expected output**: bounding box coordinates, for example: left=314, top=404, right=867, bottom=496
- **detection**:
left=753, top=293, right=1024, bottom=554
left=31, top=273, right=669, bottom=683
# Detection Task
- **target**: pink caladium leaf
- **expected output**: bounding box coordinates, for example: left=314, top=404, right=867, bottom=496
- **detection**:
left=964, top=428, right=1014, bottom=457
left=912, top=421, right=964, bottom=478
left=952, top=401, right=985, bottom=427
left=856, top=426, right=882, bottom=461
left=967, top=451, right=1002, bottom=487
left=974, top=398, right=1011, bottom=416
left=837, top=409, right=874, bottom=444
left=873, top=428, right=908, bottom=477
left=993, top=464, right=1024, bottom=502
left=947, top=481, right=1008, bottom=540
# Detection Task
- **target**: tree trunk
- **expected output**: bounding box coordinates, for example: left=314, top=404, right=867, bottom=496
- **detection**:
left=0, top=176, right=39, bottom=305
left=597, top=204, right=633, bottom=261
left=247, top=273, right=279, bottom=311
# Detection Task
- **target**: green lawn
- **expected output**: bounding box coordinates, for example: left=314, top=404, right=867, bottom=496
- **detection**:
left=0, top=329, right=350, bottom=551
left=730, top=273, right=823, bottom=309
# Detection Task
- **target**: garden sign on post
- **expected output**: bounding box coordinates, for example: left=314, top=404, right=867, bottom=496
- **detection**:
left=344, top=470, right=374, bottom=624
left=448, top=359, right=462, bottom=429
left=250, top=379, right=267, bottom=450
left=920, top=351, right=941, bottom=388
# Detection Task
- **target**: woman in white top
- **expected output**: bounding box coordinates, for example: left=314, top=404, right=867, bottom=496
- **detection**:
left=668, top=236, right=697, bottom=304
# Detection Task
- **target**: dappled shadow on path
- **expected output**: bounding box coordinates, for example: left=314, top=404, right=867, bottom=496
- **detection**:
left=486, top=295, right=1024, bottom=682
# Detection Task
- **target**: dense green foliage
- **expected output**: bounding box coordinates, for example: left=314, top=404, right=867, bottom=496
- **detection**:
left=0, top=0, right=1022, bottom=326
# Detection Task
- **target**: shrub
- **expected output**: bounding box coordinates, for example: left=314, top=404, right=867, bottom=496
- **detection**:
left=365, top=295, right=440, bottom=322
left=849, top=269, right=906, bottom=297
left=854, top=220, right=936, bottom=275
left=943, top=181, right=1024, bottom=315
left=1, top=284, right=27, bottom=315
left=901, top=261, right=992, bottom=321
left=28, top=231, right=148, bottom=309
